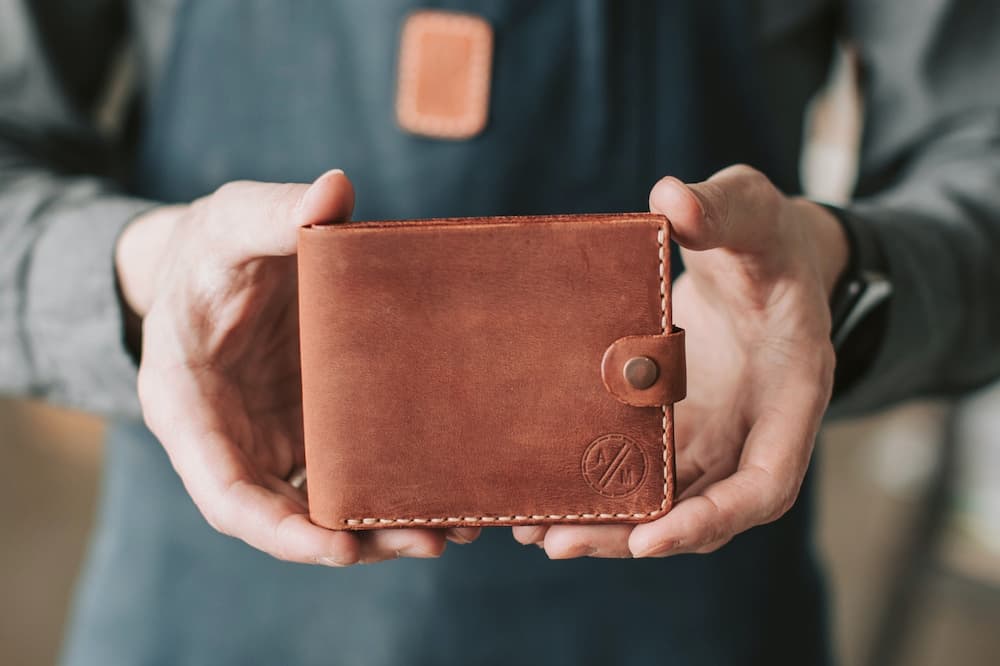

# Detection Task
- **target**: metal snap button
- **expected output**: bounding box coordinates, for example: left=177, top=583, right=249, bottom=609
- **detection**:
left=623, top=356, right=659, bottom=390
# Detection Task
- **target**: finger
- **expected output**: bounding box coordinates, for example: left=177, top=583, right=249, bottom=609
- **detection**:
left=694, top=537, right=733, bottom=555
left=210, top=168, right=355, bottom=260
left=259, top=471, right=309, bottom=511
left=629, top=375, right=826, bottom=558
left=143, top=375, right=445, bottom=567
left=295, top=168, right=356, bottom=229
left=512, top=525, right=549, bottom=545
left=169, top=420, right=444, bottom=564
left=220, top=478, right=362, bottom=566
left=138, top=369, right=362, bottom=566
left=358, top=528, right=448, bottom=564
left=673, top=434, right=741, bottom=501
left=543, top=524, right=633, bottom=559
left=649, top=165, right=780, bottom=253
left=446, top=527, right=482, bottom=544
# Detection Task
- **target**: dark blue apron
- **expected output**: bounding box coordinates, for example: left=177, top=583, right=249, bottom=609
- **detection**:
left=63, top=2, right=830, bottom=664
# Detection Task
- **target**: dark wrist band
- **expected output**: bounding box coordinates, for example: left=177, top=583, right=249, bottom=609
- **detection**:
left=819, top=203, right=893, bottom=396
left=821, top=203, right=889, bottom=280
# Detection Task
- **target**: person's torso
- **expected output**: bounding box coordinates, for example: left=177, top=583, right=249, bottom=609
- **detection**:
left=64, top=3, right=837, bottom=664
left=128, top=0, right=837, bottom=218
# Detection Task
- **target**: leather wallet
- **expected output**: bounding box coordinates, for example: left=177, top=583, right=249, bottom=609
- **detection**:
left=298, top=213, right=685, bottom=530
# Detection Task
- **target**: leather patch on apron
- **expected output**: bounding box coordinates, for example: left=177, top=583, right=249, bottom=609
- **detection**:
left=396, top=10, right=493, bottom=140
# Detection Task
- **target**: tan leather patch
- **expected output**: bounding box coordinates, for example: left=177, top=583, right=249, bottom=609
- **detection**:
left=396, top=11, right=493, bottom=140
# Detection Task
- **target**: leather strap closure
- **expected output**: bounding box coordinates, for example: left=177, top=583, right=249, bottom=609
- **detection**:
left=601, top=327, right=686, bottom=407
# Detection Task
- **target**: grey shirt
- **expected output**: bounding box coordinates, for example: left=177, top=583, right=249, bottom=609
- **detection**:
left=2, top=0, right=1000, bottom=417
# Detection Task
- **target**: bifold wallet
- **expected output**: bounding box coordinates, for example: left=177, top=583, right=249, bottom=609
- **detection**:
left=298, top=213, right=685, bottom=530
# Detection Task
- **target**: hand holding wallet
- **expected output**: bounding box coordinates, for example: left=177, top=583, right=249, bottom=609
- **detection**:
left=298, top=213, right=685, bottom=530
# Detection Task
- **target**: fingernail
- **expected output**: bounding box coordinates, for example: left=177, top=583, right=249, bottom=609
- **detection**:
left=317, top=555, right=349, bottom=567
left=401, top=545, right=440, bottom=559
left=447, top=534, right=471, bottom=545
left=318, top=168, right=345, bottom=181
left=650, top=176, right=684, bottom=209
left=546, top=544, right=590, bottom=560
left=634, top=538, right=682, bottom=559
left=358, top=550, right=400, bottom=566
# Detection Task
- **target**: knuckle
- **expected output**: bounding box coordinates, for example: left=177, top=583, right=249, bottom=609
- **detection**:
left=822, top=343, right=837, bottom=378
left=270, top=514, right=300, bottom=563
left=727, top=163, right=761, bottom=180
left=212, top=180, right=250, bottom=202
left=135, top=369, right=164, bottom=434
left=684, top=498, right=727, bottom=548
left=265, top=182, right=307, bottom=221
left=201, top=506, right=227, bottom=535
left=135, top=367, right=153, bottom=410
left=753, top=182, right=782, bottom=216
left=272, top=182, right=303, bottom=205
left=727, top=164, right=781, bottom=214
left=818, top=345, right=837, bottom=400
left=205, top=181, right=252, bottom=227
left=735, top=163, right=769, bottom=188
left=187, top=201, right=212, bottom=232
left=699, top=180, right=730, bottom=230
left=766, top=486, right=799, bottom=523
left=188, top=193, right=213, bottom=215
left=190, top=195, right=228, bottom=244
left=696, top=538, right=731, bottom=555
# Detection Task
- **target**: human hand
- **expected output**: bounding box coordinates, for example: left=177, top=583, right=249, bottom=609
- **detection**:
left=116, top=170, right=479, bottom=565
left=513, top=165, right=849, bottom=558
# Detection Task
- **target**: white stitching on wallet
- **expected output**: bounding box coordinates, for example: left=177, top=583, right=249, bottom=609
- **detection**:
left=344, top=222, right=670, bottom=526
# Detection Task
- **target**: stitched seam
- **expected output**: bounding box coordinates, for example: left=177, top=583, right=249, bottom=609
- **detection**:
left=343, top=224, right=669, bottom=526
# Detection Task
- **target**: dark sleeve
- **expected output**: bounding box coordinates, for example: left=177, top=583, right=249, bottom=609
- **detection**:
left=0, top=0, right=157, bottom=416
left=828, top=0, right=1000, bottom=417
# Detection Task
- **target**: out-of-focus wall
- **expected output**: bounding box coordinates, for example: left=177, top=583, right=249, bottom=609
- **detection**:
left=0, top=401, right=103, bottom=666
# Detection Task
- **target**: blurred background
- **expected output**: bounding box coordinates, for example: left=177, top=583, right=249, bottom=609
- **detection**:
left=2, top=47, right=999, bottom=666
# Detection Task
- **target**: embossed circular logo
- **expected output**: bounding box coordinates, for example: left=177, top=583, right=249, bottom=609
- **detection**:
left=582, top=434, right=647, bottom=498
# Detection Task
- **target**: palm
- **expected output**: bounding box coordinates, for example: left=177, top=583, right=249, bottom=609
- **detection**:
left=139, top=252, right=304, bottom=509
left=671, top=273, right=751, bottom=499
left=199, top=255, right=304, bottom=486
left=672, top=247, right=832, bottom=499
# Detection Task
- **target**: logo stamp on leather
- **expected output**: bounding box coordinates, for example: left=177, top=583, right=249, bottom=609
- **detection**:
left=582, top=434, right=647, bottom=498
left=396, top=10, right=493, bottom=140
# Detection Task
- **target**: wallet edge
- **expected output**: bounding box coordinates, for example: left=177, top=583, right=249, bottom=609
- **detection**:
left=317, top=219, right=676, bottom=529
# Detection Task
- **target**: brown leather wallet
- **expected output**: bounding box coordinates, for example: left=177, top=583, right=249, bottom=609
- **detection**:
left=298, top=213, right=685, bottom=530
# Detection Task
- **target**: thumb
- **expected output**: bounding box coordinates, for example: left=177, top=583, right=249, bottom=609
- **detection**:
left=295, top=168, right=356, bottom=232
left=212, top=168, right=355, bottom=261
left=649, top=164, right=779, bottom=253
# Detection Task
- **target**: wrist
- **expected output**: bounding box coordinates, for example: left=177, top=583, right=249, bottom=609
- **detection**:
left=791, top=198, right=851, bottom=299
left=115, top=204, right=185, bottom=318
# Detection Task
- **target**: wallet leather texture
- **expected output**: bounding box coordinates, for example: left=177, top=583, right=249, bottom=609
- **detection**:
left=298, top=213, right=685, bottom=530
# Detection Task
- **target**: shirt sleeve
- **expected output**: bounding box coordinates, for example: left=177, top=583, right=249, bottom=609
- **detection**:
left=0, top=0, right=157, bottom=416
left=828, top=0, right=1000, bottom=417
